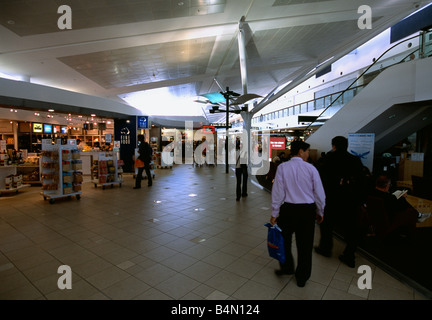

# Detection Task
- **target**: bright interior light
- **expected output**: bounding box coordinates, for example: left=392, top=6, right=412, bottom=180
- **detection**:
left=119, top=88, right=205, bottom=117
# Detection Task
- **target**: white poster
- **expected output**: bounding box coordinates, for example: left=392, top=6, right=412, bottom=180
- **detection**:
left=348, top=133, right=375, bottom=172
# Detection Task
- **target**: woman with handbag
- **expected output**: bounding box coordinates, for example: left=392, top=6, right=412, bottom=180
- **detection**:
left=134, top=134, right=153, bottom=189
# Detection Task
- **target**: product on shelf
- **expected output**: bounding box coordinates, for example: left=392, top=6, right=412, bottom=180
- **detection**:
left=72, top=160, right=82, bottom=170
left=63, top=183, right=72, bottom=194
left=73, top=172, right=83, bottom=183
left=62, top=161, right=71, bottom=172
left=71, top=150, right=81, bottom=159
left=63, top=172, right=72, bottom=183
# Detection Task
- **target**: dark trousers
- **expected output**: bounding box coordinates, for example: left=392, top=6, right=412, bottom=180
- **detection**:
left=318, top=200, right=359, bottom=259
left=235, top=166, right=248, bottom=199
left=135, top=163, right=152, bottom=187
left=276, top=202, right=316, bottom=284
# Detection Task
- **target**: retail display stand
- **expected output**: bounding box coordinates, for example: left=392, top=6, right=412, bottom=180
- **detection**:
left=41, top=141, right=83, bottom=204
left=17, top=156, right=42, bottom=185
left=92, top=152, right=123, bottom=189
left=0, top=166, right=31, bottom=196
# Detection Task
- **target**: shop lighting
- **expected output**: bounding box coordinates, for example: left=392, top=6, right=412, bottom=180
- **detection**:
left=48, top=109, right=54, bottom=112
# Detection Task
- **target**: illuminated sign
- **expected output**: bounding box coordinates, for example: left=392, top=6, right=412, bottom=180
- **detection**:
left=270, top=137, right=286, bottom=150
left=43, top=124, right=53, bottom=133
left=137, top=116, right=149, bottom=129
left=32, top=123, right=43, bottom=133
left=202, top=125, right=215, bottom=133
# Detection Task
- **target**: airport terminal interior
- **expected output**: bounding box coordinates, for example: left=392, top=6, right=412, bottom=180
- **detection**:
left=1, top=0, right=432, bottom=301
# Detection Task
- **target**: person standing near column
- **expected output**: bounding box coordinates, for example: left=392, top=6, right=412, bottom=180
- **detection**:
left=235, top=138, right=248, bottom=201
left=271, top=140, right=326, bottom=287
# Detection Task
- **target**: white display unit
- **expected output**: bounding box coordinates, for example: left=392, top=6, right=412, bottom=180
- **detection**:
left=91, top=152, right=123, bottom=189
left=41, top=142, right=83, bottom=204
left=0, top=166, right=31, bottom=196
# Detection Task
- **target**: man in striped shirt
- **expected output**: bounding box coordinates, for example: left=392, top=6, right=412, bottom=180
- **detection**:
left=270, top=140, right=326, bottom=287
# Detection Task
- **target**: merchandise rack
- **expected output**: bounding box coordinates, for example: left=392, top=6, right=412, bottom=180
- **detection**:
left=17, top=156, right=42, bottom=185
left=0, top=165, right=31, bottom=195
left=91, top=152, right=123, bottom=189
left=41, top=143, right=83, bottom=204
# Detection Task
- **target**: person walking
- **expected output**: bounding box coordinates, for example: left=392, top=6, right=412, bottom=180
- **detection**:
left=315, top=136, right=365, bottom=268
left=235, top=138, right=248, bottom=201
left=271, top=140, right=326, bottom=287
left=134, top=134, right=153, bottom=189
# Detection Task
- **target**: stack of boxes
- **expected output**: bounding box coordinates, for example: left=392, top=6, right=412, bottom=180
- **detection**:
left=99, top=161, right=108, bottom=184
left=62, top=149, right=72, bottom=194
left=4, top=174, right=22, bottom=189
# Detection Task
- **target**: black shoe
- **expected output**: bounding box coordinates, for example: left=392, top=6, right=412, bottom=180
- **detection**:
left=339, top=254, right=355, bottom=268
left=242, top=193, right=248, bottom=198
left=296, top=280, right=306, bottom=287
left=133, top=186, right=141, bottom=189
left=314, top=246, right=331, bottom=258
left=148, top=184, right=152, bottom=187
left=236, top=197, right=240, bottom=201
left=274, top=269, right=294, bottom=276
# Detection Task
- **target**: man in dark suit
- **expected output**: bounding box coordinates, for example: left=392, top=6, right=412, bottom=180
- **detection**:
left=315, top=136, right=365, bottom=268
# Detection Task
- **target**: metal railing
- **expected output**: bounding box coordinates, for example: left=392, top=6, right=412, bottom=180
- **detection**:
left=246, top=29, right=432, bottom=130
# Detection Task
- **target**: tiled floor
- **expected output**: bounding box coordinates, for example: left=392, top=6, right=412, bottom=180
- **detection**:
left=0, top=164, right=428, bottom=300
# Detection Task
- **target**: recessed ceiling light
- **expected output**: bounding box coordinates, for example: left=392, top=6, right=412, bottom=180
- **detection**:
left=48, top=109, right=54, bottom=112
left=178, top=1, right=184, bottom=6
left=7, top=20, right=15, bottom=25
left=91, top=114, right=96, bottom=117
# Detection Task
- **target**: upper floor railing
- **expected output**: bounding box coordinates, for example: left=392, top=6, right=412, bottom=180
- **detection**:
left=232, top=29, right=432, bottom=130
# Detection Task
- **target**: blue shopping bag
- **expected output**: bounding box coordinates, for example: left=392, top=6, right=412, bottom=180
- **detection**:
left=264, top=223, right=285, bottom=264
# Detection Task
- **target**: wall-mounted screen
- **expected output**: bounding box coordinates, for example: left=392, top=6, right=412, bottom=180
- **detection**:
left=61, top=126, right=68, bottom=134
left=32, top=123, right=43, bottom=133
left=83, top=123, right=93, bottom=130
left=53, top=125, right=61, bottom=133
left=43, top=124, right=53, bottom=133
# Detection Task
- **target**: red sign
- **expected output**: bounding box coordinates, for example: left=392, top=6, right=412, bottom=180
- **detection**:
left=270, top=137, right=286, bottom=150
left=202, top=125, right=215, bottom=133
